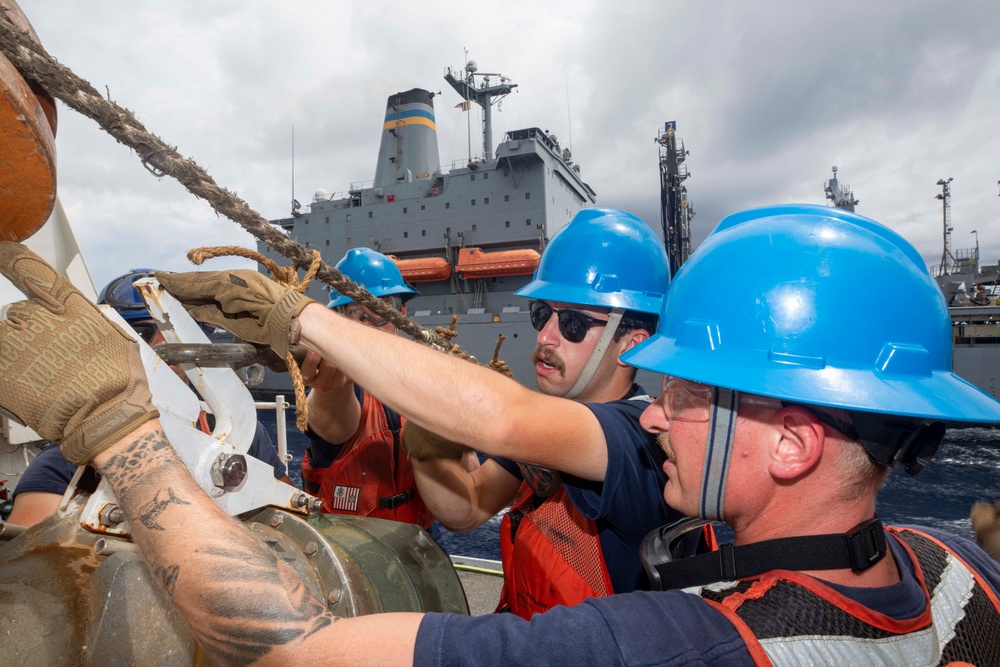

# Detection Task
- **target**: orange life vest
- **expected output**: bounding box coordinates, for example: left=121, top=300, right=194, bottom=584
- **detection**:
left=301, top=392, right=433, bottom=528
left=496, top=482, right=614, bottom=619
left=696, top=527, right=1000, bottom=666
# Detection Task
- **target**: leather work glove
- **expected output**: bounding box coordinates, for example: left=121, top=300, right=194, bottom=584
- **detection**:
left=400, top=421, right=471, bottom=462
left=0, top=243, right=159, bottom=464
left=156, top=270, right=314, bottom=358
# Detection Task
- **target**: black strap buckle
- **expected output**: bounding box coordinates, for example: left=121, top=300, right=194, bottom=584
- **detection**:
left=846, top=517, right=887, bottom=572
left=379, top=490, right=414, bottom=510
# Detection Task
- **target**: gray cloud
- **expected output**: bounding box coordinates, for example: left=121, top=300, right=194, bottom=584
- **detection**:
left=13, top=0, right=1000, bottom=293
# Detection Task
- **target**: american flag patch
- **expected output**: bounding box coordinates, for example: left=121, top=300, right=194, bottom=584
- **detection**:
left=331, top=485, right=360, bottom=512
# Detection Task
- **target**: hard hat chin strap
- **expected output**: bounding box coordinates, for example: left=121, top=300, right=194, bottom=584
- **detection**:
left=564, top=309, right=625, bottom=400
left=698, top=387, right=738, bottom=521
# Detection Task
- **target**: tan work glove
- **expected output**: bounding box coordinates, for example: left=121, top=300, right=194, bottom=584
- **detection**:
left=400, top=420, right=471, bottom=461
left=0, top=243, right=159, bottom=464
left=971, top=500, right=1000, bottom=562
left=156, top=270, right=313, bottom=358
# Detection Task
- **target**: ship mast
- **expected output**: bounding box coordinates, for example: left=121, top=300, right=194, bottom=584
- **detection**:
left=444, top=61, right=517, bottom=160
left=656, top=122, right=694, bottom=276
left=824, top=166, right=859, bottom=212
left=935, top=177, right=955, bottom=275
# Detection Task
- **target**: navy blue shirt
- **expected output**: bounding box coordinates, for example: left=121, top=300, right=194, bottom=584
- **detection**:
left=491, top=384, right=679, bottom=594
left=13, top=421, right=287, bottom=497
left=414, top=527, right=1000, bottom=666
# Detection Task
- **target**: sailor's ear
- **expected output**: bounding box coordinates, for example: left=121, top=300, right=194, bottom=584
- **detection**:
left=400, top=303, right=407, bottom=316
left=615, top=328, right=650, bottom=366
left=768, top=406, right=825, bottom=480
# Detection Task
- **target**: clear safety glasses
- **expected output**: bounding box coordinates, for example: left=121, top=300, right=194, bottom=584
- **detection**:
left=659, top=376, right=781, bottom=423
left=528, top=300, right=609, bottom=343
left=660, top=376, right=715, bottom=422
left=340, top=304, right=390, bottom=327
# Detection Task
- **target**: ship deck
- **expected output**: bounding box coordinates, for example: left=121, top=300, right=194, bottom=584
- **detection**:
left=451, top=556, right=504, bottom=615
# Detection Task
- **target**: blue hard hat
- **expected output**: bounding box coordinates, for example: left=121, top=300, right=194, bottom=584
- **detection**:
left=514, top=208, right=669, bottom=314
left=327, top=248, right=418, bottom=308
left=622, top=204, right=1000, bottom=423
left=98, top=268, right=159, bottom=320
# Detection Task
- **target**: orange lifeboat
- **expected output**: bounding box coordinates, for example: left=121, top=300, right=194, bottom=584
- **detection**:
left=455, top=247, right=541, bottom=279
left=389, top=255, right=452, bottom=282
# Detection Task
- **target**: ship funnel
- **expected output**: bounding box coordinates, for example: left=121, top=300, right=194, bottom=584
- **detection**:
left=374, top=88, right=440, bottom=189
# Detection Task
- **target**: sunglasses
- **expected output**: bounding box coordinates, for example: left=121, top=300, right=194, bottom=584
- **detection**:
left=528, top=300, right=609, bottom=343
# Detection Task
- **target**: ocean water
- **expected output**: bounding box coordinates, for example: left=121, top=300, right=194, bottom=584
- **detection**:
left=259, top=412, right=1000, bottom=561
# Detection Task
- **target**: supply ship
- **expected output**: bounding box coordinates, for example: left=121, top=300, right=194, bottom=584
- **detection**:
left=255, top=62, right=596, bottom=393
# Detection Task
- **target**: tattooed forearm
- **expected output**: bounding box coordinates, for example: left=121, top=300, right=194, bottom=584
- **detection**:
left=100, top=427, right=180, bottom=498
left=155, top=564, right=181, bottom=595
left=93, top=424, right=341, bottom=666
left=138, top=488, right=192, bottom=530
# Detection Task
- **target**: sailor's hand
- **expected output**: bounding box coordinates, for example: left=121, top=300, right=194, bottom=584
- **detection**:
left=0, top=243, right=159, bottom=464
left=156, top=270, right=313, bottom=358
left=400, top=421, right=471, bottom=461
left=301, top=351, right=343, bottom=391
left=971, top=500, right=1000, bottom=562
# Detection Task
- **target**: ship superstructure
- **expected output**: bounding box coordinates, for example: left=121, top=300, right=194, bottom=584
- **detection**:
left=258, top=62, right=599, bottom=390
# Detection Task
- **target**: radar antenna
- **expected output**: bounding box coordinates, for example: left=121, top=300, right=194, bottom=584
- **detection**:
left=444, top=60, right=517, bottom=160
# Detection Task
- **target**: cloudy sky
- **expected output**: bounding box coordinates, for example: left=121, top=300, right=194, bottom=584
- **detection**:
left=15, top=0, right=1000, bottom=293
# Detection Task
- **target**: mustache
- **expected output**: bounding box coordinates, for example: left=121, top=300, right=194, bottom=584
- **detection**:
left=657, top=432, right=674, bottom=459
left=532, top=344, right=566, bottom=376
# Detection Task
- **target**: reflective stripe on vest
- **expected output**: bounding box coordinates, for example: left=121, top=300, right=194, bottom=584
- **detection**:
left=301, top=393, right=433, bottom=528
left=693, top=527, right=1000, bottom=666
left=496, top=483, right=613, bottom=619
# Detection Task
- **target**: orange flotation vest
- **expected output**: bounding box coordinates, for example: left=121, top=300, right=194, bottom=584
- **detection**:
left=302, top=392, right=434, bottom=528
left=496, top=482, right=614, bottom=619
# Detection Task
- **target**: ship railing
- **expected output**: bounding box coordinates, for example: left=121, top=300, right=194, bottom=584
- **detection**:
left=448, top=155, right=487, bottom=172
left=254, top=395, right=291, bottom=467
left=349, top=179, right=374, bottom=192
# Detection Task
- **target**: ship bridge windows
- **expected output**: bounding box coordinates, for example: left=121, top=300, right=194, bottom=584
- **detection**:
left=470, top=174, right=476, bottom=181
left=484, top=197, right=490, bottom=205
left=526, top=218, right=532, bottom=226
left=346, top=213, right=352, bottom=221
left=403, top=207, right=408, bottom=214
left=504, top=195, right=510, bottom=202
left=505, top=221, right=510, bottom=228
left=368, top=211, right=374, bottom=219
left=421, top=204, right=426, bottom=211
left=525, top=192, right=531, bottom=200
left=404, top=231, right=408, bottom=238
left=422, top=230, right=427, bottom=236
left=446, top=202, right=451, bottom=209
left=325, top=240, right=330, bottom=246
left=472, top=199, right=476, bottom=206
left=484, top=173, right=489, bottom=180
left=325, top=216, right=330, bottom=224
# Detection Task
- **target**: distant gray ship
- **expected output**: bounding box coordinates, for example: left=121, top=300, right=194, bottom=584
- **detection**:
left=257, top=62, right=665, bottom=395
left=826, top=168, right=1000, bottom=403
